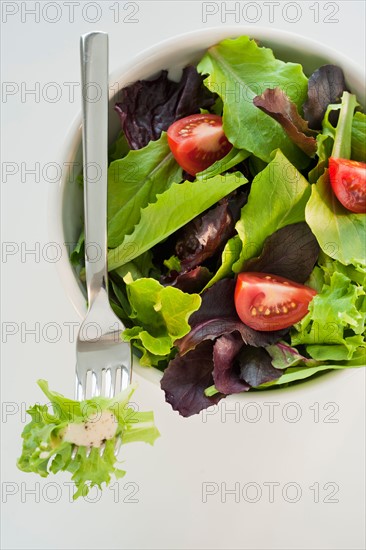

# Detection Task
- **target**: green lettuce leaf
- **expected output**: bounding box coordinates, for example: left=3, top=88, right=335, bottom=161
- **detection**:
left=351, top=111, right=366, bottom=162
left=233, top=150, right=311, bottom=272
left=122, top=278, right=201, bottom=365
left=70, top=228, right=84, bottom=267
left=305, top=170, right=366, bottom=267
left=203, top=235, right=241, bottom=289
left=108, top=131, right=130, bottom=162
left=292, top=270, right=365, bottom=348
left=17, top=380, right=160, bottom=499
left=308, top=103, right=365, bottom=182
left=257, top=350, right=365, bottom=387
left=107, top=133, right=182, bottom=248
left=196, top=148, right=249, bottom=180
left=306, top=336, right=365, bottom=362
left=197, top=36, right=309, bottom=168
left=107, top=171, right=246, bottom=271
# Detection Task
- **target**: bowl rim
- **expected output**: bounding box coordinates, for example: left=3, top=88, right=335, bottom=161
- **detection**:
left=49, top=25, right=365, bottom=389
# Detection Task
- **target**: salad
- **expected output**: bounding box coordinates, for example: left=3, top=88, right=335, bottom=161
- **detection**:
left=78, top=35, right=365, bottom=417
left=18, top=35, right=365, bottom=497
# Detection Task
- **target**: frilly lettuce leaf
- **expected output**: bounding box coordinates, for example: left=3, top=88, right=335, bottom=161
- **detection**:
left=17, top=380, right=160, bottom=499
left=197, top=35, right=309, bottom=168
left=291, top=261, right=365, bottom=355
left=122, top=277, right=201, bottom=367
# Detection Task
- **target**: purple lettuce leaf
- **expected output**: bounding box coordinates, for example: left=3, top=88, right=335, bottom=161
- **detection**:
left=188, top=278, right=237, bottom=324
left=253, top=88, right=317, bottom=157
left=176, top=278, right=288, bottom=354
left=237, top=346, right=282, bottom=386
left=161, top=266, right=212, bottom=294
left=303, top=65, right=347, bottom=130
left=176, top=317, right=286, bottom=355
left=213, top=334, right=249, bottom=394
left=115, top=66, right=216, bottom=150
left=266, top=342, right=319, bottom=369
left=160, top=340, right=222, bottom=417
left=175, top=192, right=247, bottom=271
left=244, top=222, right=320, bottom=283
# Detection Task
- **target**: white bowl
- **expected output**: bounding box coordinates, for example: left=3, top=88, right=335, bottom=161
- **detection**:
left=50, top=26, right=365, bottom=389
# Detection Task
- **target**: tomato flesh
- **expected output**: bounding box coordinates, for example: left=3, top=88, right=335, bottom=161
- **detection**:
left=234, top=272, right=317, bottom=331
left=328, top=157, right=366, bottom=213
left=167, top=114, right=232, bottom=176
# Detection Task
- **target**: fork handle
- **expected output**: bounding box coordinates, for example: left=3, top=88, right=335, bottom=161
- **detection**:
left=80, top=32, right=109, bottom=306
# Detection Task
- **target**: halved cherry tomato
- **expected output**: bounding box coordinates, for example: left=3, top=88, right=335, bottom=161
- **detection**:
left=167, top=114, right=232, bottom=176
left=234, top=272, right=317, bottom=331
left=328, top=158, right=366, bottom=213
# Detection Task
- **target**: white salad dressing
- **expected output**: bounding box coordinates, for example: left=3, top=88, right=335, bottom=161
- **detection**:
left=63, top=411, right=118, bottom=447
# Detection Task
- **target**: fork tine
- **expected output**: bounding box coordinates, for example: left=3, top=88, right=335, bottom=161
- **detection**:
left=75, top=369, right=87, bottom=401
left=104, top=368, right=112, bottom=399
left=114, top=438, right=122, bottom=457
left=99, top=442, right=106, bottom=457
left=92, top=369, right=104, bottom=397
left=110, top=366, right=121, bottom=397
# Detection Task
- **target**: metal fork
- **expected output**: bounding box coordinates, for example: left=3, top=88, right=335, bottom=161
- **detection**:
left=75, top=32, right=132, bottom=454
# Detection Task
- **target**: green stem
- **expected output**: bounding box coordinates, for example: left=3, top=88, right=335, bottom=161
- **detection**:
left=204, top=385, right=219, bottom=397
left=331, top=91, right=357, bottom=159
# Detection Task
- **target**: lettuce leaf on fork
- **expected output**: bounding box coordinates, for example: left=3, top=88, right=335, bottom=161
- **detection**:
left=17, top=380, right=160, bottom=500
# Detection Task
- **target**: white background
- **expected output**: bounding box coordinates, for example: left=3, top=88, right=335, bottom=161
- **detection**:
left=1, top=1, right=365, bottom=549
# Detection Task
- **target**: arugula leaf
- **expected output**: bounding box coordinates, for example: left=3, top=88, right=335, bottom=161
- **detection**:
left=122, top=277, right=201, bottom=363
left=17, top=380, right=160, bottom=499
left=107, top=172, right=246, bottom=271
left=107, top=133, right=182, bottom=248
left=233, top=150, right=311, bottom=272
left=305, top=170, right=366, bottom=267
left=197, top=36, right=309, bottom=168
